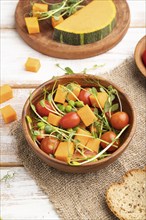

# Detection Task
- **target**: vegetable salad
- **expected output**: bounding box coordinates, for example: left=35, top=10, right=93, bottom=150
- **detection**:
left=26, top=80, right=129, bottom=166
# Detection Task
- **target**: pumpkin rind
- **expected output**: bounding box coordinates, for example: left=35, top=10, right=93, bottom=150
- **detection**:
left=53, top=0, right=116, bottom=45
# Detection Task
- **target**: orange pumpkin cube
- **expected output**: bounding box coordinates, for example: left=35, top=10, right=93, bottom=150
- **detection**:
left=86, top=138, right=100, bottom=153
left=47, top=113, right=62, bottom=126
left=25, top=17, right=40, bottom=34
left=33, top=3, right=48, bottom=17
left=77, top=105, right=97, bottom=127
left=54, top=141, right=74, bottom=163
left=0, top=105, right=17, bottom=124
left=89, top=92, right=108, bottom=109
left=25, top=57, right=41, bottom=72
left=0, top=84, right=13, bottom=104
left=67, top=83, right=81, bottom=101
left=74, top=128, right=91, bottom=147
left=54, top=85, right=68, bottom=104
left=51, top=16, right=64, bottom=28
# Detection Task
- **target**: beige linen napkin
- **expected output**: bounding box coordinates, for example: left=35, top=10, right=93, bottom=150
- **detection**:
left=12, top=57, right=146, bottom=220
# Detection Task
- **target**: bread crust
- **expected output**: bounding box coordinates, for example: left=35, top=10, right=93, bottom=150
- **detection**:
left=106, top=167, right=146, bottom=220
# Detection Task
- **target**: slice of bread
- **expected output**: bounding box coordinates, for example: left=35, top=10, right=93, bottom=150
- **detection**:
left=106, top=168, right=146, bottom=220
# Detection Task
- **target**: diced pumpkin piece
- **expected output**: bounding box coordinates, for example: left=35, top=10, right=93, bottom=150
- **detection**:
left=47, top=113, right=62, bottom=126
left=89, top=92, right=108, bottom=109
left=86, top=138, right=100, bottom=153
left=54, top=85, right=68, bottom=104
left=25, top=57, right=41, bottom=72
left=0, top=84, right=13, bottom=104
left=54, top=141, right=74, bottom=163
left=67, top=83, right=81, bottom=101
left=77, top=105, right=97, bottom=127
left=25, top=17, right=40, bottom=34
left=74, top=128, right=91, bottom=147
left=0, top=105, right=17, bottom=123
left=33, top=3, right=48, bottom=17
left=51, top=16, right=64, bottom=28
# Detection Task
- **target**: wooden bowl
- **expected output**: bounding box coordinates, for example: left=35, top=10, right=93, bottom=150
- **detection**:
left=134, top=36, right=146, bottom=78
left=22, top=74, right=136, bottom=173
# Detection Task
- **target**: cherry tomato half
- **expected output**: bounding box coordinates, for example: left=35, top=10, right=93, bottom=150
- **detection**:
left=142, top=50, right=146, bottom=67
left=59, top=112, right=81, bottom=129
left=36, top=100, right=53, bottom=117
left=78, top=89, right=91, bottom=106
left=100, top=131, right=120, bottom=152
left=110, top=111, right=129, bottom=130
left=40, top=136, right=60, bottom=155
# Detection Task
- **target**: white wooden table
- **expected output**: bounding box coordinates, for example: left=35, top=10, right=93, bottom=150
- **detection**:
left=0, top=1, right=145, bottom=219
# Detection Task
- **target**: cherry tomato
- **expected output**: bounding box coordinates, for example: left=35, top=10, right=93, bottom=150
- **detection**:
left=59, top=112, right=81, bottom=129
left=36, top=100, right=53, bottom=117
left=142, top=50, right=146, bottom=67
left=110, top=111, right=129, bottom=130
left=100, top=131, right=120, bottom=152
left=78, top=89, right=91, bottom=106
left=40, top=137, right=59, bottom=155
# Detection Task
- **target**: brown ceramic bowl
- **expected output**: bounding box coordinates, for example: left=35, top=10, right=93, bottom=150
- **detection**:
left=134, top=35, right=146, bottom=78
left=22, top=74, right=136, bottom=173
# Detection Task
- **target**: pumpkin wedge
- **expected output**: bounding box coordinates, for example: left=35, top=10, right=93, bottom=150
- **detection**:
left=53, top=0, right=116, bottom=45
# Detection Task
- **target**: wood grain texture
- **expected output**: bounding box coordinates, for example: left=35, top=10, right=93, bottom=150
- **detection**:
left=1, top=167, right=59, bottom=220
left=0, top=89, right=33, bottom=165
left=15, top=0, right=130, bottom=59
left=1, top=28, right=145, bottom=86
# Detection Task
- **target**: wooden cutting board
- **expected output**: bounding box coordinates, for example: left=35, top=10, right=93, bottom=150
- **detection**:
left=15, top=0, right=130, bottom=59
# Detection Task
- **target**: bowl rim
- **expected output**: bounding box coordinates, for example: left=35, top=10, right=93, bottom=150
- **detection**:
left=22, top=74, right=136, bottom=170
left=134, top=35, right=146, bottom=78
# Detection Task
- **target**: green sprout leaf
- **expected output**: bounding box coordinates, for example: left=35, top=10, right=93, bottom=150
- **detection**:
left=40, top=100, right=45, bottom=107
left=111, top=103, right=119, bottom=112
left=0, top=171, right=16, bottom=187
left=64, top=67, right=74, bottom=74
left=104, top=100, right=111, bottom=113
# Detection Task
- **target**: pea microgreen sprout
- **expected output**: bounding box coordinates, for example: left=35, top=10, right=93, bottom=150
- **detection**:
left=55, top=64, right=75, bottom=75
left=55, top=63, right=105, bottom=75
left=81, top=64, right=105, bottom=74
left=74, top=141, right=94, bottom=153
left=37, top=0, right=84, bottom=21
left=0, top=171, right=16, bottom=187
